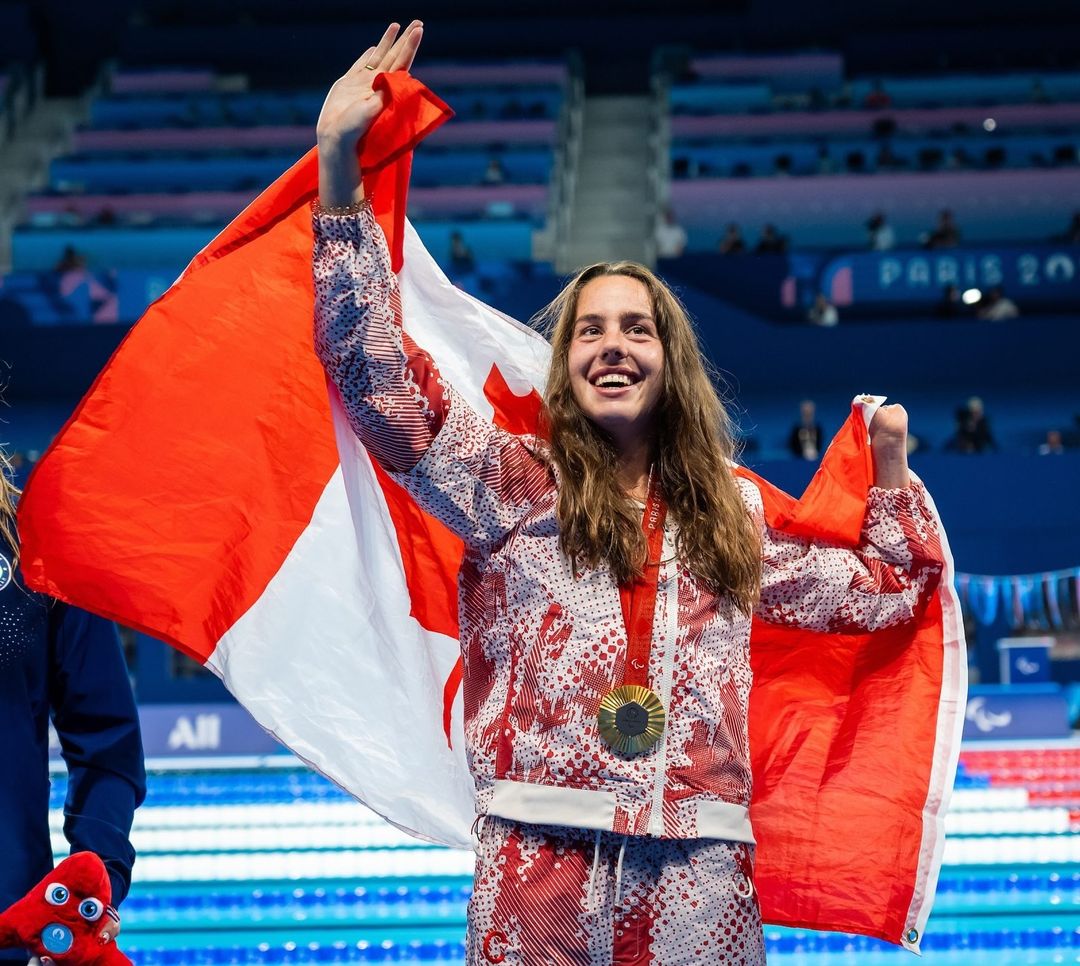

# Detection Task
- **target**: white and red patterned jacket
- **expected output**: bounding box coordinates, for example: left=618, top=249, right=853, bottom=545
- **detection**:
left=313, top=205, right=945, bottom=844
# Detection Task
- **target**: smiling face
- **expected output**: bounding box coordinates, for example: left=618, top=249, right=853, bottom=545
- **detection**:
left=566, top=274, right=665, bottom=452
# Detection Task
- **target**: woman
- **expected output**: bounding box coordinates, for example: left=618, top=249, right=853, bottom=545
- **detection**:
left=313, top=23, right=943, bottom=965
left=0, top=448, right=145, bottom=962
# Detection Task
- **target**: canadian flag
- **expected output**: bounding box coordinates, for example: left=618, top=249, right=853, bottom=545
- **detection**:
left=19, top=74, right=965, bottom=951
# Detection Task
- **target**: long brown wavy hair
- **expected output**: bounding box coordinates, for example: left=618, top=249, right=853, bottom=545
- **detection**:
left=0, top=448, right=20, bottom=566
left=539, top=262, right=761, bottom=615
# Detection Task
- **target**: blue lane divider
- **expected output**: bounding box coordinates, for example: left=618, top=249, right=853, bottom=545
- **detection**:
left=63, top=761, right=1025, bottom=811
left=125, top=885, right=474, bottom=916
left=122, top=873, right=1079, bottom=920
left=50, top=771, right=353, bottom=809
left=122, top=926, right=1080, bottom=964
left=127, top=939, right=467, bottom=964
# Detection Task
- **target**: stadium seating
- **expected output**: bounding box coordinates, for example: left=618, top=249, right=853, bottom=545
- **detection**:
left=658, top=55, right=1080, bottom=250
left=12, top=59, right=577, bottom=276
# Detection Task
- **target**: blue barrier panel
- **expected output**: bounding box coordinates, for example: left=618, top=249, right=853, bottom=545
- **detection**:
left=49, top=703, right=288, bottom=760
left=962, top=684, right=1071, bottom=740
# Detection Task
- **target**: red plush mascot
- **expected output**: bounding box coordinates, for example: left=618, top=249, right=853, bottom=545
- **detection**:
left=0, top=852, right=130, bottom=964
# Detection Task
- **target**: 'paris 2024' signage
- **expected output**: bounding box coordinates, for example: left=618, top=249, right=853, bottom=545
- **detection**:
left=810, top=244, right=1079, bottom=308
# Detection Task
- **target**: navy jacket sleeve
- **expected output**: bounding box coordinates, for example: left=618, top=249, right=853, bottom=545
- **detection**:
left=47, top=603, right=146, bottom=906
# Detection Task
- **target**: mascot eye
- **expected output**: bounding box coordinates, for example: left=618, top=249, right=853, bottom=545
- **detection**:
left=45, top=883, right=70, bottom=905
left=79, top=897, right=104, bottom=922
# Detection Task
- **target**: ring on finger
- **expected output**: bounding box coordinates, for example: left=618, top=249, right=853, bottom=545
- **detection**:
left=363, top=64, right=377, bottom=71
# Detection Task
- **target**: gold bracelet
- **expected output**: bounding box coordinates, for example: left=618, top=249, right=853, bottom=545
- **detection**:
left=312, top=197, right=372, bottom=217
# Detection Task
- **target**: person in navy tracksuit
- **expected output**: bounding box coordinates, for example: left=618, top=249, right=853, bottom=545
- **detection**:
left=0, top=451, right=145, bottom=963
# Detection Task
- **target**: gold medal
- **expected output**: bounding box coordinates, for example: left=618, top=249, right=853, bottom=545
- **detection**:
left=598, top=684, right=666, bottom=755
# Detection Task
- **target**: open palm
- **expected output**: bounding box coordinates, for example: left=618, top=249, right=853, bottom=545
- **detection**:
left=316, top=21, right=424, bottom=149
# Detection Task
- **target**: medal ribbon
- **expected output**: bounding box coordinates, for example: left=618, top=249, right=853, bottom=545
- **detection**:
left=618, top=473, right=668, bottom=688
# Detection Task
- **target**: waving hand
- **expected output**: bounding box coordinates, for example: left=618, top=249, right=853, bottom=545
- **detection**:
left=317, top=21, right=424, bottom=207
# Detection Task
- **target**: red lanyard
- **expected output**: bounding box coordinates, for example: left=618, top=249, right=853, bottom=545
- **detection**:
left=618, top=474, right=667, bottom=689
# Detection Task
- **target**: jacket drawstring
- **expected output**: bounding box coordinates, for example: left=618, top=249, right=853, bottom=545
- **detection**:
left=586, top=828, right=602, bottom=910
left=470, top=814, right=487, bottom=854
left=614, top=835, right=628, bottom=908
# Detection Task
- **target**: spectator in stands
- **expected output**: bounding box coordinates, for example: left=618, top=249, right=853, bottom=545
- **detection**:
left=655, top=206, right=688, bottom=258
left=754, top=224, right=788, bottom=255
left=717, top=223, right=746, bottom=255
left=449, top=231, right=476, bottom=277
left=807, top=292, right=839, bottom=327
left=845, top=150, right=867, bottom=174
left=1052, top=143, right=1079, bottom=165
left=867, top=211, right=896, bottom=251
left=946, top=397, right=997, bottom=453
left=944, top=407, right=971, bottom=454
left=935, top=284, right=967, bottom=319
left=1038, top=430, right=1065, bottom=455
left=482, top=157, right=506, bottom=185
left=54, top=245, right=87, bottom=273
left=0, top=445, right=145, bottom=957
left=924, top=209, right=961, bottom=249
left=788, top=400, right=823, bottom=460
left=1030, top=78, right=1052, bottom=105
left=862, top=80, right=892, bottom=110
left=976, top=286, right=1019, bottom=321
left=965, top=397, right=996, bottom=451
left=773, top=154, right=793, bottom=177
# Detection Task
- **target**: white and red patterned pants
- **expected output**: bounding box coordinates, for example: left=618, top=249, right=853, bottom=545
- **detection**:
left=467, top=817, right=766, bottom=965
